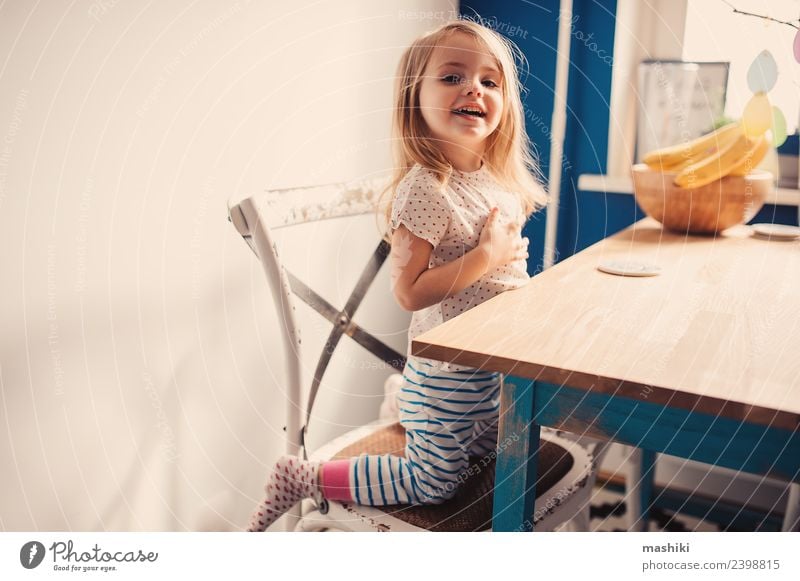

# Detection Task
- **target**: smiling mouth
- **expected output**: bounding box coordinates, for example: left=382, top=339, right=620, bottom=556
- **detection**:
left=452, top=107, right=486, bottom=119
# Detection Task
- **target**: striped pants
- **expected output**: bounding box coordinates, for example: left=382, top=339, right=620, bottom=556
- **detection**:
left=349, top=359, right=501, bottom=506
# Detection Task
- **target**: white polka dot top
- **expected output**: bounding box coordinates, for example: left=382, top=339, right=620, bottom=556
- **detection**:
left=390, top=162, right=534, bottom=372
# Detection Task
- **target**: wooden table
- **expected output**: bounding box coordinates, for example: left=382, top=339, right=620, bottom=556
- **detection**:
left=412, top=218, right=800, bottom=531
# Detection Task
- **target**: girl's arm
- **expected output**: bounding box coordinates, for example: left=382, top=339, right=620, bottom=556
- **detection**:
left=391, top=208, right=528, bottom=312
left=391, top=225, right=489, bottom=312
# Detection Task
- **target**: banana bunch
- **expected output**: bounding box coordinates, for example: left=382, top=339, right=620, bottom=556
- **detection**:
left=643, top=122, right=769, bottom=189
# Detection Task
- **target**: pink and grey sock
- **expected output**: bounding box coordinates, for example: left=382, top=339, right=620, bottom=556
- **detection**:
left=247, top=455, right=322, bottom=532
left=247, top=456, right=355, bottom=531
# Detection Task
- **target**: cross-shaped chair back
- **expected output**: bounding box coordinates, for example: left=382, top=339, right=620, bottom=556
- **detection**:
left=228, top=176, right=409, bottom=457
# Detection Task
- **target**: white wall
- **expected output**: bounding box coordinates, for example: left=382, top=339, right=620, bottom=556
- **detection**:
left=0, top=0, right=454, bottom=531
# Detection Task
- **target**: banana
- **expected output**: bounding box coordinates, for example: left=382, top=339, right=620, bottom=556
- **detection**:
left=728, top=135, right=769, bottom=176
left=674, top=133, right=757, bottom=188
left=645, top=140, right=737, bottom=173
left=645, top=157, right=696, bottom=172
left=643, top=122, right=742, bottom=169
left=645, top=155, right=705, bottom=173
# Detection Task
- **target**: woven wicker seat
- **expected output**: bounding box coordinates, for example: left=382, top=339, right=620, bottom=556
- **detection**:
left=328, top=422, right=577, bottom=532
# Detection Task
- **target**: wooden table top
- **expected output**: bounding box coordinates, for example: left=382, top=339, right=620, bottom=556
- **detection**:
left=412, top=219, right=800, bottom=430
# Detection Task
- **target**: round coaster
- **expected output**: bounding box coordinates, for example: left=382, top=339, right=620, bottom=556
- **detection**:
left=597, top=260, right=661, bottom=277
left=751, top=223, right=800, bottom=241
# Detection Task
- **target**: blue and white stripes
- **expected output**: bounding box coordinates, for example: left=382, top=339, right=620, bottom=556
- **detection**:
left=351, top=358, right=501, bottom=506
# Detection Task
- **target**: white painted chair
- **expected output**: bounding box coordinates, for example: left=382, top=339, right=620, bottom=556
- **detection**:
left=228, top=175, right=609, bottom=532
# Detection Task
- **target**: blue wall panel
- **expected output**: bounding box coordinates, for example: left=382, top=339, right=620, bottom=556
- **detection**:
left=460, top=1, right=559, bottom=274
left=461, top=0, right=618, bottom=268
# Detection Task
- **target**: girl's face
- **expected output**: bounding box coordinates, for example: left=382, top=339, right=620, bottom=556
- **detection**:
left=418, top=32, right=504, bottom=150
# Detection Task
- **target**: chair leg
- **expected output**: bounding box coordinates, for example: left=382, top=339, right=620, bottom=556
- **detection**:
left=283, top=504, right=301, bottom=532
left=569, top=466, right=601, bottom=532
left=571, top=505, right=592, bottom=531
left=294, top=510, right=331, bottom=532
left=782, top=483, right=800, bottom=532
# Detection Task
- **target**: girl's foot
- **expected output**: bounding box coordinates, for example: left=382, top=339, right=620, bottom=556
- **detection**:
left=247, top=455, right=322, bottom=531
left=379, top=373, right=404, bottom=421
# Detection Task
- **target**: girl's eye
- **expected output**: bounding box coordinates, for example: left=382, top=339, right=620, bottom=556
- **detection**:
left=440, top=75, right=499, bottom=88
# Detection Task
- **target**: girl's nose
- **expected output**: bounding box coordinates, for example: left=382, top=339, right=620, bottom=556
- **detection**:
left=463, top=76, right=483, bottom=97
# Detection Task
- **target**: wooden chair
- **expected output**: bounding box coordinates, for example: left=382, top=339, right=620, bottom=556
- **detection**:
left=228, top=175, right=607, bottom=531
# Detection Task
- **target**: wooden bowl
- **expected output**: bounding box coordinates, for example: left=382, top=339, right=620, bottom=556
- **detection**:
left=631, top=164, right=773, bottom=234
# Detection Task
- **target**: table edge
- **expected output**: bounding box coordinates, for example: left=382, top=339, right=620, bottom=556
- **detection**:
left=411, top=340, right=800, bottom=432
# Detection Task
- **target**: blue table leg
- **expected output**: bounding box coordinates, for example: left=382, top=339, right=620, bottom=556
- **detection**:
left=635, top=449, right=656, bottom=531
left=492, top=377, right=540, bottom=532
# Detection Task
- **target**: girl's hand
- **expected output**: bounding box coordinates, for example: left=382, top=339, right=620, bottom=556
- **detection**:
left=477, top=207, right=528, bottom=271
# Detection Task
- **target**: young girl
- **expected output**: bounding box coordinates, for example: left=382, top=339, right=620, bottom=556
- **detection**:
left=247, top=19, right=546, bottom=532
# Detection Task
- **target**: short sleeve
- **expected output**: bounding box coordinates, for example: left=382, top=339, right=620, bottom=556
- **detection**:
left=390, top=169, right=451, bottom=248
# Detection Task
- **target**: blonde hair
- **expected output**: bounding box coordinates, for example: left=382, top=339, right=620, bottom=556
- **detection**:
left=380, top=20, right=547, bottom=234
